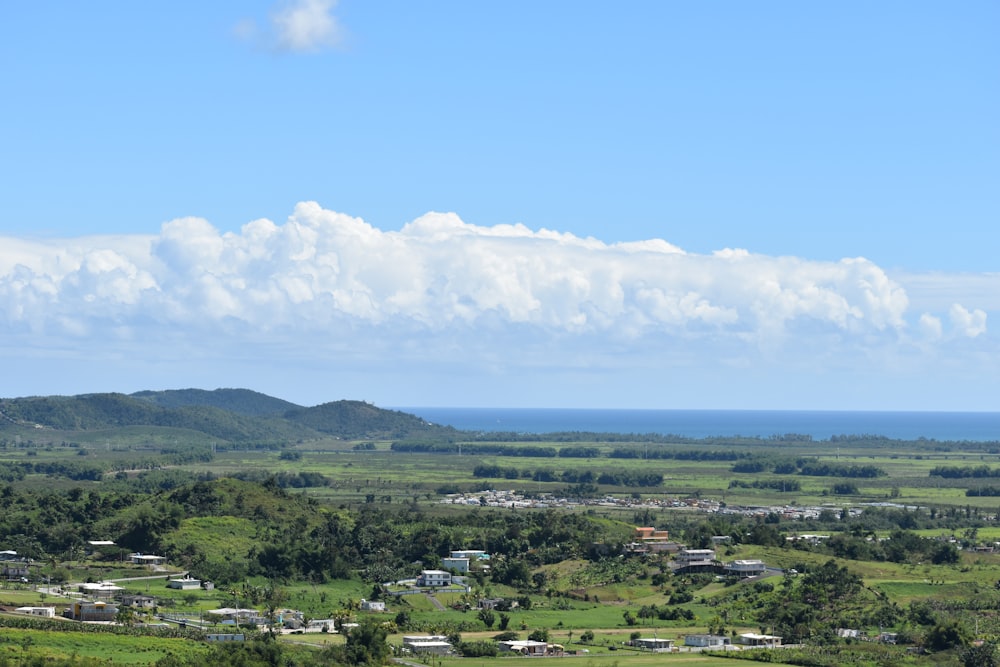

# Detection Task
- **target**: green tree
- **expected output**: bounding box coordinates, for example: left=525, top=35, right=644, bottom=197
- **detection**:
left=331, top=619, right=390, bottom=665
left=528, top=628, right=550, bottom=642
left=962, top=641, right=1000, bottom=667
left=925, top=621, right=970, bottom=652
left=115, top=605, right=136, bottom=627
left=478, top=608, right=496, bottom=628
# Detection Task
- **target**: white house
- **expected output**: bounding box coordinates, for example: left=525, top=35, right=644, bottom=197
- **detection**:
left=739, top=633, right=782, bottom=647
left=441, top=557, right=470, bottom=573
left=206, top=608, right=265, bottom=626
left=674, top=549, right=717, bottom=572
left=450, top=549, right=489, bottom=561
left=167, top=576, right=201, bottom=590
left=725, top=559, right=766, bottom=577
left=499, top=640, right=549, bottom=656
left=676, top=549, right=716, bottom=564
left=417, top=570, right=452, bottom=587
left=78, top=582, right=123, bottom=598
left=16, top=606, right=55, bottom=618
left=121, top=594, right=157, bottom=609
left=130, top=553, right=166, bottom=566
left=403, top=635, right=452, bottom=655
left=87, top=540, right=116, bottom=548
left=305, top=619, right=337, bottom=632
left=360, top=599, right=385, bottom=612
left=684, top=634, right=731, bottom=648
left=632, top=637, right=674, bottom=652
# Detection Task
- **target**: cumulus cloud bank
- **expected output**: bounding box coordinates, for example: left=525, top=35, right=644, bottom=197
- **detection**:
left=1, top=201, right=995, bottom=406
left=0, top=203, right=987, bottom=353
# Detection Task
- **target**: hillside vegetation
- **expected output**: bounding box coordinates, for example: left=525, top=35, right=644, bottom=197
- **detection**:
left=0, top=390, right=453, bottom=443
left=131, top=388, right=303, bottom=416
left=4, top=389, right=1000, bottom=666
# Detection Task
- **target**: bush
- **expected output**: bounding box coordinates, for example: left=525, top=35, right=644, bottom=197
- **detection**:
left=528, top=628, right=550, bottom=642
left=458, top=641, right=498, bottom=657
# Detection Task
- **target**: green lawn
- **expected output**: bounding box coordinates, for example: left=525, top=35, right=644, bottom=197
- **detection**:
left=0, top=626, right=210, bottom=665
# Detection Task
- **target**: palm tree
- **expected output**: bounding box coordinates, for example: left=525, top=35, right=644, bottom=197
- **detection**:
left=115, top=605, right=136, bottom=627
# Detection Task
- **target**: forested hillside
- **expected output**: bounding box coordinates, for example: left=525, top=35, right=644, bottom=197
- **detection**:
left=0, top=476, right=625, bottom=587
left=131, top=388, right=303, bottom=416
left=282, top=400, right=457, bottom=440
left=0, top=391, right=451, bottom=443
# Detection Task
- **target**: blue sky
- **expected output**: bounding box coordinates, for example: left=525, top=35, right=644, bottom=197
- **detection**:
left=1, top=1, right=998, bottom=410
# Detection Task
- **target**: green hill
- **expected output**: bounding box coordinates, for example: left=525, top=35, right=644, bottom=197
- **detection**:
left=284, top=399, right=457, bottom=439
left=131, top=387, right=303, bottom=416
left=0, top=391, right=452, bottom=443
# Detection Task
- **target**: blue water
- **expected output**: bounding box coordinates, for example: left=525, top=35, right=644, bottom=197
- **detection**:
left=396, top=408, right=1000, bottom=442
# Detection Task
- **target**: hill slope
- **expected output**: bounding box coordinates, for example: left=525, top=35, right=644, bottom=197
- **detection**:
left=0, top=391, right=453, bottom=442
left=284, top=400, right=457, bottom=439
left=131, top=388, right=303, bottom=416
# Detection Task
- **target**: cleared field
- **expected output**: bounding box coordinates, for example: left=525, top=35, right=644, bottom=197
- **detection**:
left=155, top=436, right=1000, bottom=515
left=0, top=626, right=210, bottom=665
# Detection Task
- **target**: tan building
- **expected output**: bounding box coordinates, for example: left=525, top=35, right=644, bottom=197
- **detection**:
left=64, top=600, right=118, bottom=622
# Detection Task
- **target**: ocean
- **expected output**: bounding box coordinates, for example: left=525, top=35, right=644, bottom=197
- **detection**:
left=395, top=408, right=1000, bottom=442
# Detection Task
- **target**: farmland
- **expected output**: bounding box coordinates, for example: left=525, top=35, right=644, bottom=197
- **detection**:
left=1, top=391, right=1000, bottom=665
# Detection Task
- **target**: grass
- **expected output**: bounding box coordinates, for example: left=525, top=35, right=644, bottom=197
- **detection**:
left=0, top=626, right=210, bottom=665
left=166, top=442, right=1000, bottom=512
left=10, top=433, right=1000, bottom=663
left=435, top=651, right=788, bottom=667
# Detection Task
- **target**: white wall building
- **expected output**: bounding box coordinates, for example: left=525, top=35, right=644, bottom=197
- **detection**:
left=417, top=570, right=452, bottom=587
left=684, top=634, right=730, bottom=648
left=16, top=606, right=55, bottom=618
left=725, top=559, right=766, bottom=577
left=403, top=635, right=452, bottom=654
left=441, top=557, right=470, bottom=573
left=360, top=599, right=385, bottom=612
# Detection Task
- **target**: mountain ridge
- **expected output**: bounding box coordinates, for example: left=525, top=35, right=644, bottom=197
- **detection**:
left=0, top=389, right=453, bottom=442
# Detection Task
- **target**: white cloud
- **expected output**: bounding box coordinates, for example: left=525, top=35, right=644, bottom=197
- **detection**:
left=234, top=0, right=345, bottom=54
left=949, top=303, right=988, bottom=338
left=0, top=202, right=994, bottom=404
left=919, top=313, right=943, bottom=340
left=270, top=0, right=344, bottom=53
left=0, top=203, right=945, bottom=338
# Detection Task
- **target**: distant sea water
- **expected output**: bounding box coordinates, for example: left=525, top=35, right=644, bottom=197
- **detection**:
left=395, top=408, right=1000, bottom=442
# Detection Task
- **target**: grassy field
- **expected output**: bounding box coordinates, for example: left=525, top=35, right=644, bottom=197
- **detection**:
left=0, top=626, right=210, bottom=665
left=435, top=652, right=758, bottom=667
left=6, top=431, right=1000, bottom=664
left=153, top=438, right=1000, bottom=513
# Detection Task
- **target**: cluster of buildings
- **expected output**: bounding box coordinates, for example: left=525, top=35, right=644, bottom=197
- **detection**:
left=406, top=549, right=491, bottom=589
left=400, top=632, right=784, bottom=656
left=625, top=528, right=769, bottom=578
left=628, top=634, right=783, bottom=651
left=671, top=548, right=767, bottom=578
left=1, top=549, right=31, bottom=582
left=440, top=489, right=869, bottom=523
left=402, top=635, right=566, bottom=656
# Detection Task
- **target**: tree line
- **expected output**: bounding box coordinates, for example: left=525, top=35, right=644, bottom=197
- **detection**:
left=732, top=458, right=886, bottom=478
left=472, top=465, right=663, bottom=487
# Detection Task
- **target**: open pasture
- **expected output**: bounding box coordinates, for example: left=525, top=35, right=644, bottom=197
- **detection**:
left=0, top=626, right=210, bottom=665
left=167, top=436, right=1000, bottom=516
